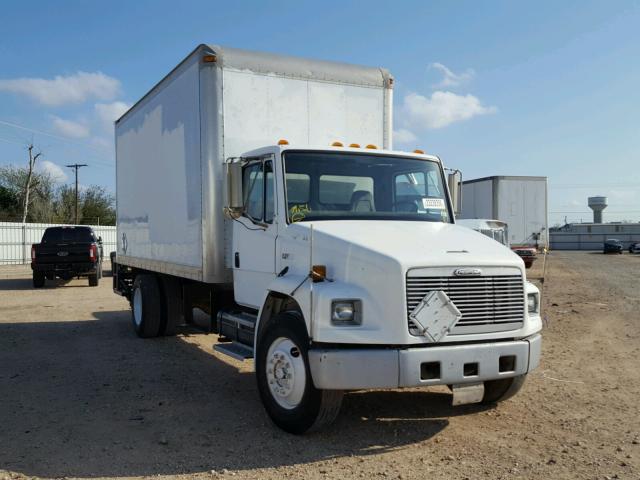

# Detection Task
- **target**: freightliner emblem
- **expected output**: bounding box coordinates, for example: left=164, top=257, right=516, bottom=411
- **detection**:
left=453, top=268, right=482, bottom=276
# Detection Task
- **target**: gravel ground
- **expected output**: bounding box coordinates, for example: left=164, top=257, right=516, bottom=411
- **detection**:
left=0, top=252, right=638, bottom=480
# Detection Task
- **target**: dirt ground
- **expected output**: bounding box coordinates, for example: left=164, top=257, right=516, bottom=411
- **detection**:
left=0, top=252, right=639, bottom=480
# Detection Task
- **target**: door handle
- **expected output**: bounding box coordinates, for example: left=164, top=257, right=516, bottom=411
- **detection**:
left=234, top=252, right=240, bottom=268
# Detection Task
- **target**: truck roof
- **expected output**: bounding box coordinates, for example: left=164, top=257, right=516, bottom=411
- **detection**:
left=117, top=44, right=393, bottom=125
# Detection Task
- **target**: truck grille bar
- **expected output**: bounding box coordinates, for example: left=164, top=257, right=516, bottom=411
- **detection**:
left=406, top=275, right=525, bottom=335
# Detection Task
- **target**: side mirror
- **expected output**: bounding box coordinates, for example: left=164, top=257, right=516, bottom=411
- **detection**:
left=97, top=236, right=103, bottom=243
left=447, top=170, right=462, bottom=217
left=224, top=161, right=244, bottom=219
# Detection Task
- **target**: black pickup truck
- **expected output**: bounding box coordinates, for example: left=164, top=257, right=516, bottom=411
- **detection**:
left=31, top=226, right=104, bottom=288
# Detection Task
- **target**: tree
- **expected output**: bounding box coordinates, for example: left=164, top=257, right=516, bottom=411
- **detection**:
left=80, top=185, right=115, bottom=225
left=22, top=145, right=42, bottom=222
left=0, top=165, right=55, bottom=222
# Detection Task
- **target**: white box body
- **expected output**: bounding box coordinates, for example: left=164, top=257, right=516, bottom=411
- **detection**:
left=460, top=176, right=548, bottom=247
left=115, top=44, right=393, bottom=283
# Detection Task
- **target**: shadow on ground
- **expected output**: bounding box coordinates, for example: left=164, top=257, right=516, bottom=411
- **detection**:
left=0, top=309, right=489, bottom=478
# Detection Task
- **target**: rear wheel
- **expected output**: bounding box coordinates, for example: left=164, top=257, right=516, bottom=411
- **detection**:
left=256, top=313, right=343, bottom=434
left=482, top=375, right=526, bottom=403
left=33, top=272, right=45, bottom=288
left=88, top=271, right=99, bottom=287
left=158, top=275, right=183, bottom=336
left=131, top=274, right=162, bottom=338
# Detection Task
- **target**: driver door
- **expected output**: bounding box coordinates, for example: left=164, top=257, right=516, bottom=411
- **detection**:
left=232, top=157, right=277, bottom=309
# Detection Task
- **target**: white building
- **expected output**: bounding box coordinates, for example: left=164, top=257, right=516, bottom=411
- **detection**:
left=550, top=223, right=640, bottom=250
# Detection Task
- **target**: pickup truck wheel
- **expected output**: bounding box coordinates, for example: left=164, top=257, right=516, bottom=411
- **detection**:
left=88, top=272, right=99, bottom=287
left=131, top=274, right=162, bottom=338
left=256, top=313, right=343, bottom=434
left=482, top=375, right=526, bottom=403
left=33, top=272, right=45, bottom=288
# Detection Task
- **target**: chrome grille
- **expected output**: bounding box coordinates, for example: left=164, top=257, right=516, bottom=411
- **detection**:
left=406, top=274, right=525, bottom=335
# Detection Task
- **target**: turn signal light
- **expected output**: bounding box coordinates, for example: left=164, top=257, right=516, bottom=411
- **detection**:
left=365, top=144, right=377, bottom=149
left=278, top=139, right=289, bottom=145
left=331, top=141, right=344, bottom=147
left=202, top=54, right=217, bottom=63
left=311, top=265, right=326, bottom=282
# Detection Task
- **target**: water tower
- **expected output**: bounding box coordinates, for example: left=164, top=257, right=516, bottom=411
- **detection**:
left=588, top=196, right=607, bottom=223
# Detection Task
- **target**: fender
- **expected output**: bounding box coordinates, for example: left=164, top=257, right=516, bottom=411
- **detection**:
left=254, top=274, right=312, bottom=352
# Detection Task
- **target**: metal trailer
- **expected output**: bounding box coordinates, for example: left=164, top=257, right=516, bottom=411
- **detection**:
left=460, top=176, right=548, bottom=248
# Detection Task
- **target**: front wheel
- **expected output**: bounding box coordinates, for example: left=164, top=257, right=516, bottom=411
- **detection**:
left=256, top=313, right=343, bottom=434
left=482, top=375, right=527, bottom=403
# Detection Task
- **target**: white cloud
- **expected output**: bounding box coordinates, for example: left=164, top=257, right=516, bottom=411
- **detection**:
left=401, top=91, right=497, bottom=130
left=51, top=115, right=90, bottom=139
left=37, top=160, right=68, bottom=182
left=95, top=101, right=130, bottom=132
left=430, top=62, right=475, bottom=88
left=0, top=71, right=121, bottom=106
left=393, top=128, right=418, bottom=144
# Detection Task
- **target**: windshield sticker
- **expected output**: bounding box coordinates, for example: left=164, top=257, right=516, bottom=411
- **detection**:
left=422, top=198, right=445, bottom=210
left=290, top=204, right=311, bottom=222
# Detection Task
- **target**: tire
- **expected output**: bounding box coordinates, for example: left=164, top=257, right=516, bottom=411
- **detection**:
left=33, top=272, right=45, bottom=288
left=88, top=271, right=99, bottom=287
left=131, top=274, right=162, bottom=338
left=158, top=275, right=183, bottom=336
left=255, top=312, right=343, bottom=434
left=482, top=375, right=527, bottom=404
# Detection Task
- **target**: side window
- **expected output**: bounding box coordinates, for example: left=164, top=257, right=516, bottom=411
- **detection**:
left=395, top=172, right=426, bottom=198
left=243, top=163, right=263, bottom=222
left=319, top=175, right=374, bottom=208
left=242, top=159, right=275, bottom=224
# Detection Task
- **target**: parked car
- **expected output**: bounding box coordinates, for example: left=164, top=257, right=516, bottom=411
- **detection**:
left=31, top=226, right=103, bottom=288
left=511, top=245, right=537, bottom=268
left=603, top=239, right=623, bottom=254
left=628, top=242, right=640, bottom=254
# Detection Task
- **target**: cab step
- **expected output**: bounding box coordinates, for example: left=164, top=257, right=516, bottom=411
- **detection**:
left=214, top=342, right=254, bottom=361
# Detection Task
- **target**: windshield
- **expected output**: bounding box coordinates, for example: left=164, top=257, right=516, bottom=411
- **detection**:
left=283, top=151, right=451, bottom=223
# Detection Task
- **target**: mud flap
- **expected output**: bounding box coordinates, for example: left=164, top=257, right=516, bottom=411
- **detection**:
left=452, top=382, right=484, bottom=406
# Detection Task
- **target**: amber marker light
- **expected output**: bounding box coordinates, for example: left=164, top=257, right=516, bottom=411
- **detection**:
left=311, top=265, right=327, bottom=282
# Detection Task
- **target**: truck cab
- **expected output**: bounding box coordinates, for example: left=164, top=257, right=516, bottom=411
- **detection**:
left=223, top=144, right=541, bottom=432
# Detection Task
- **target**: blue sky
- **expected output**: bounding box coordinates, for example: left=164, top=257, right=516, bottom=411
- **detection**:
left=1, top=0, right=639, bottom=225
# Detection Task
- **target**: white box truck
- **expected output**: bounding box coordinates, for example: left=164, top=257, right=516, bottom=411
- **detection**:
left=113, top=44, right=542, bottom=434
left=460, top=176, right=548, bottom=248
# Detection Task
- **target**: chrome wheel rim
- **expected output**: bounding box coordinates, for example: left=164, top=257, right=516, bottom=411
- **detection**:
left=266, top=337, right=306, bottom=409
left=133, top=287, right=142, bottom=327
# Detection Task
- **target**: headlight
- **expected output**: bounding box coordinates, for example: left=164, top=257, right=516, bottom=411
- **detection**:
left=527, top=292, right=539, bottom=314
left=331, top=299, right=362, bottom=326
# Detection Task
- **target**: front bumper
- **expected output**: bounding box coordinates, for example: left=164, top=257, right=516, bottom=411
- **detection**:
left=308, top=334, right=541, bottom=390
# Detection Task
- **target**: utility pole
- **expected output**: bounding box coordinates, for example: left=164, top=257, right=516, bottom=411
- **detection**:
left=66, top=163, right=87, bottom=224
left=22, top=144, right=42, bottom=223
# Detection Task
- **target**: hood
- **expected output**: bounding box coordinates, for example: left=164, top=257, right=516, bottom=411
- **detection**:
left=294, top=220, right=524, bottom=270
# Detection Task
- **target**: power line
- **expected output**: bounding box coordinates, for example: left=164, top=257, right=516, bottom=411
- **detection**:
left=0, top=119, right=114, bottom=167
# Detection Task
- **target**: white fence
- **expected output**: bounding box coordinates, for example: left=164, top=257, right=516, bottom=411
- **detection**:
left=0, top=222, right=117, bottom=265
